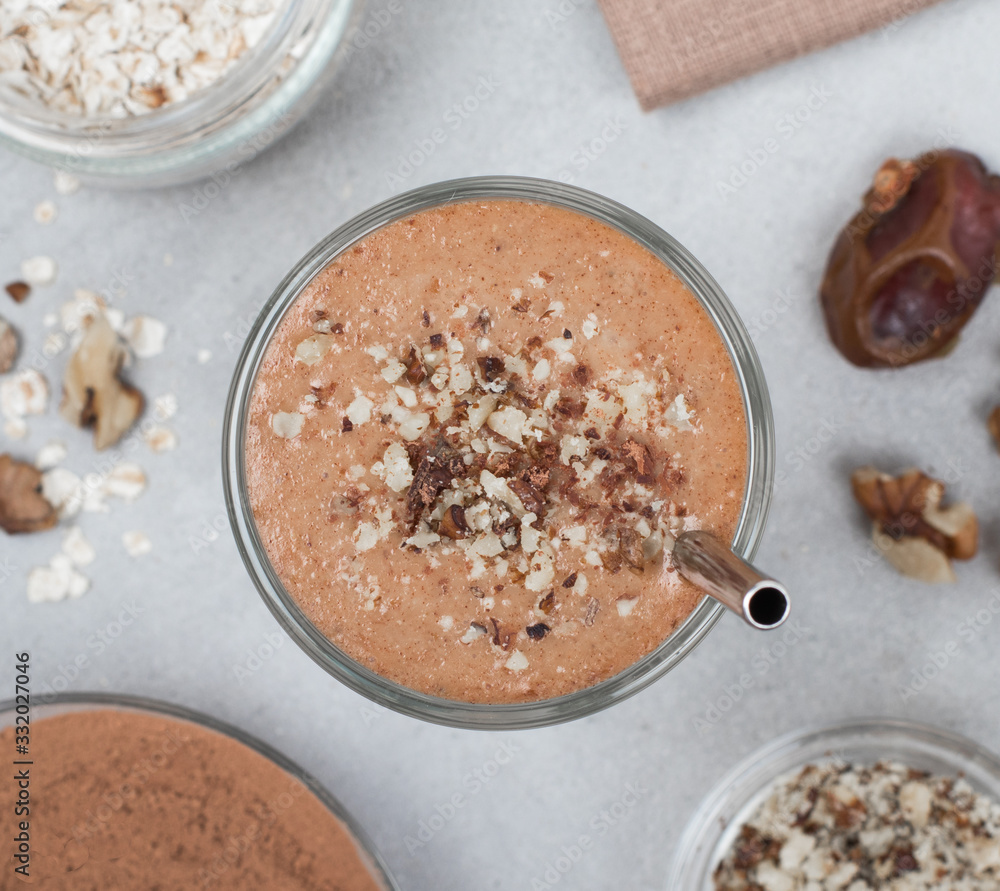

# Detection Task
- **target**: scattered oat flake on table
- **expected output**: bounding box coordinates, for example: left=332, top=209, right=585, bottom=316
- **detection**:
left=20, top=256, right=57, bottom=286
left=122, top=315, right=167, bottom=358
left=102, top=463, right=147, bottom=501
left=42, top=331, right=67, bottom=358
left=153, top=393, right=178, bottom=420
left=27, top=554, right=89, bottom=603
left=62, top=526, right=95, bottom=567
left=144, top=425, right=177, bottom=453
left=197, top=348, right=212, bottom=364
left=35, top=440, right=68, bottom=470
left=41, top=467, right=86, bottom=518
left=33, top=200, right=57, bottom=224
left=54, top=171, right=80, bottom=195
left=0, top=369, right=49, bottom=437
left=122, top=530, right=152, bottom=557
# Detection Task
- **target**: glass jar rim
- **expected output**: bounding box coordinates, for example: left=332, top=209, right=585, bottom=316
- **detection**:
left=668, top=717, right=1000, bottom=890
left=223, top=175, right=776, bottom=730
left=0, top=0, right=361, bottom=180
left=0, top=690, right=398, bottom=890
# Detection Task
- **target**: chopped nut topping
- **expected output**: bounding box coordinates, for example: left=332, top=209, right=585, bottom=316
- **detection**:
left=439, top=504, right=470, bottom=539
left=851, top=466, right=978, bottom=583
left=405, top=346, right=427, bottom=385
left=314, top=311, right=703, bottom=658
left=272, top=412, right=303, bottom=439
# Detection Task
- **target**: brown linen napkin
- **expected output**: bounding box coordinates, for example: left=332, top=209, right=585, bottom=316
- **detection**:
left=598, top=0, right=945, bottom=110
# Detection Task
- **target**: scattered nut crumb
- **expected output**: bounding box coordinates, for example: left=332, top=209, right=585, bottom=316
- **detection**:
left=5, top=282, right=30, bottom=303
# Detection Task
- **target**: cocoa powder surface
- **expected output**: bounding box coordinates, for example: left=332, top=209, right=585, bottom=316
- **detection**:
left=0, top=709, right=385, bottom=890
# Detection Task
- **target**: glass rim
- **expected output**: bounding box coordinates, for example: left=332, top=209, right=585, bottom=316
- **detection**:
left=223, top=175, right=776, bottom=730
left=0, top=690, right=398, bottom=890
left=668, top=716, right=1000, bottom=890
left=0, top=0, right=362, bottom=178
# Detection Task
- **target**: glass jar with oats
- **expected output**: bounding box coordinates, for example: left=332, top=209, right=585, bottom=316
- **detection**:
left=224, top=177, right=776, bottom=729
left=0, top=0, right=362, bottom=186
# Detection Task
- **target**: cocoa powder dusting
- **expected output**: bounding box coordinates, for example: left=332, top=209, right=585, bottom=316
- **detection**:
left=0, top=710, right=385, bottom=890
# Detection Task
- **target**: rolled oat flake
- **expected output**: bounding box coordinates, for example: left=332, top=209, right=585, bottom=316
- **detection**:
left=0, top=0, right=283, bottom=117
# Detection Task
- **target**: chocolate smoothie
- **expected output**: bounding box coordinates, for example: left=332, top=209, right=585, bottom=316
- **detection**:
left=0, top=709, right=386, bottom=889
left=246, top=199, right=748, bottom=703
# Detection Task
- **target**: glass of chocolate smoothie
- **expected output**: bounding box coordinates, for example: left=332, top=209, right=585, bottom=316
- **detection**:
left=224, top=178, right=775, bottom=728
left=0, top=693, right=397, bottom=889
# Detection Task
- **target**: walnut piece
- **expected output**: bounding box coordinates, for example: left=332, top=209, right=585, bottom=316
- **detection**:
left=851, top=466, right=978, bottom=583
left=0, top=453, right=57, bottom=534
left=60, top=314, right=144, bottom=450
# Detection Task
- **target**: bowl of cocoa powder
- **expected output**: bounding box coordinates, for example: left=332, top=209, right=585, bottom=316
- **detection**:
left=0, top=692, right=398, bottom=889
